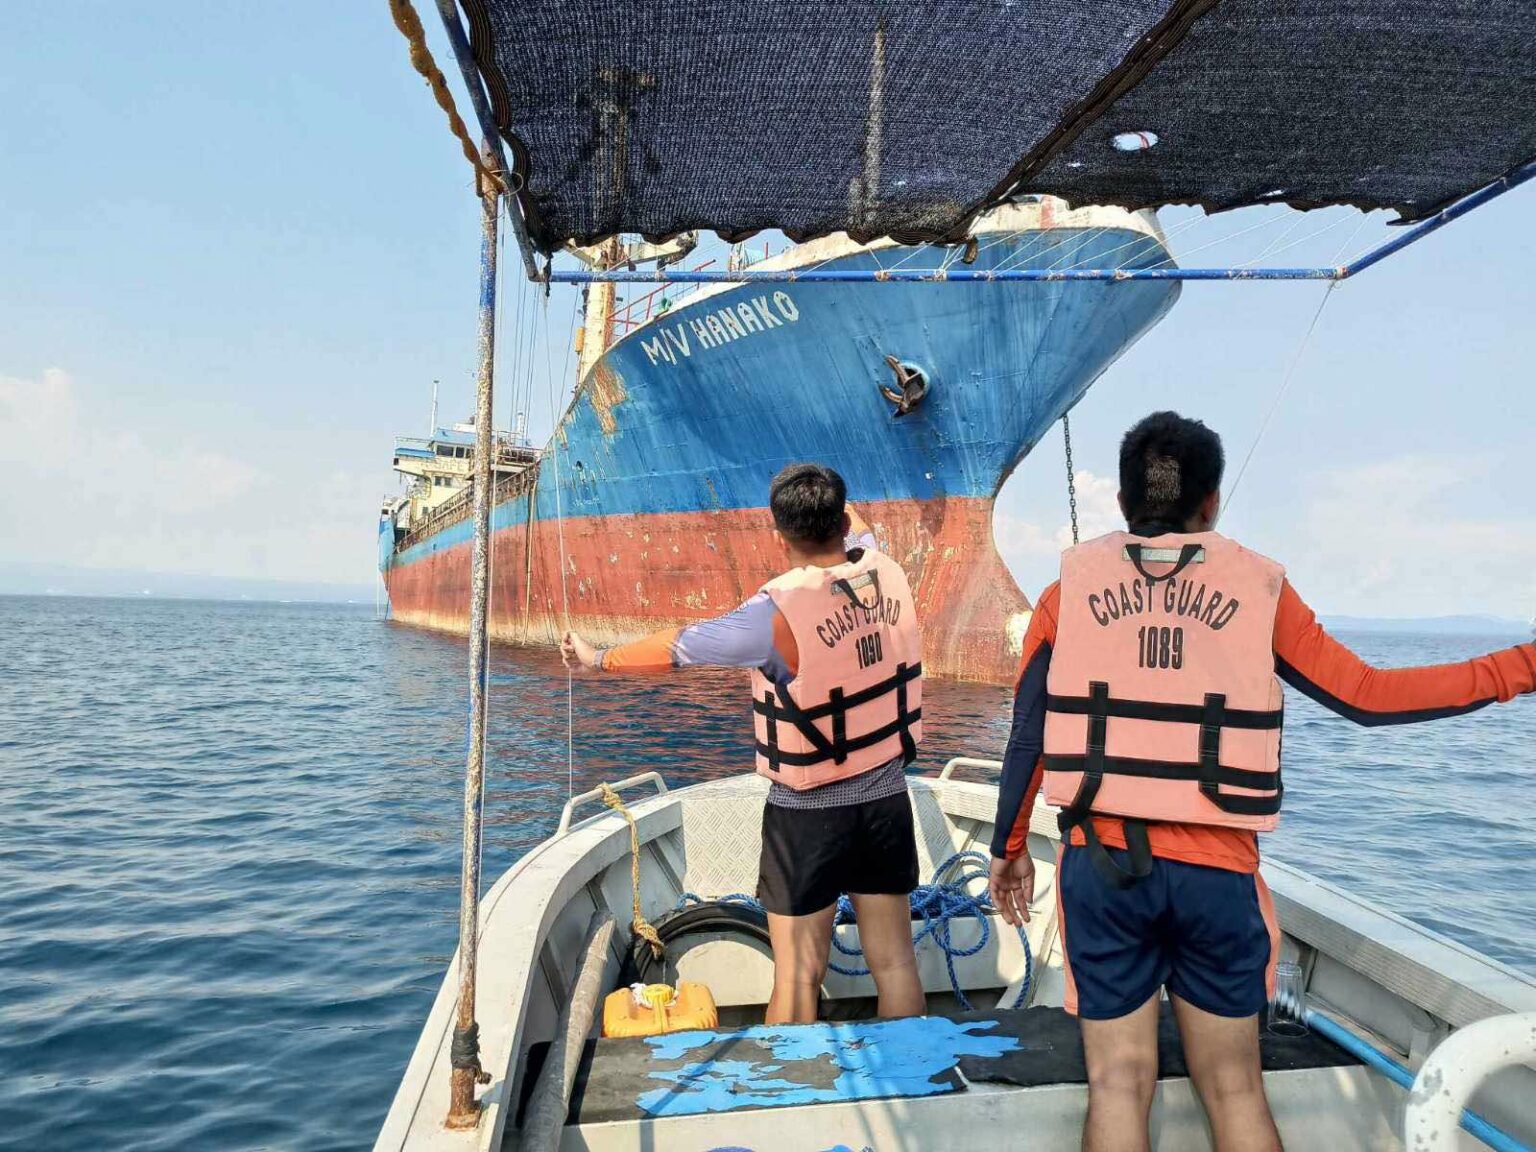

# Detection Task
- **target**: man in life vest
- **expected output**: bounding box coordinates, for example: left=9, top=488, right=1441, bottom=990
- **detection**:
left=563, top=463, right=927, bottom=1024
left=988, top=412, right=1536, bottom=1152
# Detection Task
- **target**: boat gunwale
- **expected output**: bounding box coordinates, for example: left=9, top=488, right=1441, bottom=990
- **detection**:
left=378, top=771, right=1536, bottom=1150
left=374, top=790, right=683, bottom=1152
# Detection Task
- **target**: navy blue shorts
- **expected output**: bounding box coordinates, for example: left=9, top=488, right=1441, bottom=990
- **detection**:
left=1058, top=844, right=1278, bottom=1020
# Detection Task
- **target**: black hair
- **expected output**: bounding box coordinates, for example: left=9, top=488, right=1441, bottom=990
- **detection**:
left=1118, top=411, right=1224, bottom=527
left=769, top=463, right=847, bottom=546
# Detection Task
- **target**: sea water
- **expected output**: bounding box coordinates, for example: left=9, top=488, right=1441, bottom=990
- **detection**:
left=1, top=595, right=1530, bottom=1150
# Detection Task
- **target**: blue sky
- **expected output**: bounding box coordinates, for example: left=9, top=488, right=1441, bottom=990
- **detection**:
left=2, top=4, right=1532, bottom=617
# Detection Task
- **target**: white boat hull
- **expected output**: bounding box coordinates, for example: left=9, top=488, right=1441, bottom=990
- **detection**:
left=376, top=768, right=1536, bottom=1152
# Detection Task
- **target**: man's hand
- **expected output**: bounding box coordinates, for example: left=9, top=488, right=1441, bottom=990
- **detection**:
left=845, top=503, right=871, bottom=538
left=989, top=854, right=1035, bottom=927
left=561, top=630, right=599, bottom=670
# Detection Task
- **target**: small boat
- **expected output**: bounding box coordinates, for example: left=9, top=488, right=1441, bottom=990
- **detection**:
left=375, top=1, right=1536, bottom=1147
left=375, top=761, right=1536, bottom=1151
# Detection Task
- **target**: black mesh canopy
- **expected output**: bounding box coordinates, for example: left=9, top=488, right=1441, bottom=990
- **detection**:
left=457, top=0, right=1536, bottom=252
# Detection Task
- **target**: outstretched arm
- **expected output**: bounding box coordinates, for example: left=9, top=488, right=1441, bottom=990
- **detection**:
left=1273, top=581, right=1536, bottom=724
left=563, top=593, right=787, bottom=675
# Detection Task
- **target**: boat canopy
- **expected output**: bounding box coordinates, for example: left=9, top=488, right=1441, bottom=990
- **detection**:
left=454, top=0, right=1536, bottom=252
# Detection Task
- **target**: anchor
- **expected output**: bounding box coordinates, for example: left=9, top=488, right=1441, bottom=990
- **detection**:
left=880, top=356, right=930, bottom=417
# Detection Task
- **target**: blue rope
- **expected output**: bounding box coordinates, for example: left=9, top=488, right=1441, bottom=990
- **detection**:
left=675, top=850, right=1032, bottom=1011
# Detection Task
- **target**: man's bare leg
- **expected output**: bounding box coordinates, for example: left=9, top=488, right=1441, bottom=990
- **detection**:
left=848, top=892, right=925, bottom=1017
left=1081, top=992, right=1160, bottom=1152
left=765, top=905, right=836, bottom=1024
left=1171, top=996, right=1282, bottom=1152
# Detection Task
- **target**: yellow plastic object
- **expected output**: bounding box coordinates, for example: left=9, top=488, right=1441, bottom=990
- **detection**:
left=602, top=982, right=718, bottom=1038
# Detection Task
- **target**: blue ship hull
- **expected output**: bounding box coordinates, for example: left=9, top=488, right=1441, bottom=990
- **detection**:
left=385, top=220, right=1178, bottom=682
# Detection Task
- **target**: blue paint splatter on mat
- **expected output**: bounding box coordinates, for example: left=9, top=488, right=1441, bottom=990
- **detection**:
left=638, top=1016, right=1018, bottom=1117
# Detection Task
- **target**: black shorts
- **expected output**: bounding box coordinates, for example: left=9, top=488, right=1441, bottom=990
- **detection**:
left=756, top=790, right=920, bottom=916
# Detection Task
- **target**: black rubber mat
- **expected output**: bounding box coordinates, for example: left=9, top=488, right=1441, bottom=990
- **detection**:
left=533, top=1003, right=1360, bottom=1125
left=953, top=1003, right=1359, bottom=1087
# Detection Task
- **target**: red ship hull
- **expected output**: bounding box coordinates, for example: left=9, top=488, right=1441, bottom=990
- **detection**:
left=385, top=496, right=1029, bottom=684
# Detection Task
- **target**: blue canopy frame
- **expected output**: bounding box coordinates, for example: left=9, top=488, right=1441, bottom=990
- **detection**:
left=546, top=155, right=1536, bottom=285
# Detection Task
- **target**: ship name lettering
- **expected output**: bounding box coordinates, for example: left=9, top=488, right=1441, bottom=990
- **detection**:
left=750, top=296, right=783, bottom=328
left=719, top=308, right=746, bottom=340
left=642, top=295, right=802, bottom=369
left=641, top=325, right=693, bottom=366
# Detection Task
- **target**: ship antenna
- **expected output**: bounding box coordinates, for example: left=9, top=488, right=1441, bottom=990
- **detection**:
left=429, top=378, right=439, bottom=435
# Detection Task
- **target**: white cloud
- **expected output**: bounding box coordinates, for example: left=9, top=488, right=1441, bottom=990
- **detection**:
left=0, top=368, right=377, bottom=585
left=1281, top=454, right=1536, bottom=617
left=995, top=468, right=1119, bottom=558
left=992, top=455, right=1536, bottom=619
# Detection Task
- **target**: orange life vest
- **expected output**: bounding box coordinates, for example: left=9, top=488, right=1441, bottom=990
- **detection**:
left=752, top=547, right=923, bottom=790
left=1043, top=530, right=1285, bottom=885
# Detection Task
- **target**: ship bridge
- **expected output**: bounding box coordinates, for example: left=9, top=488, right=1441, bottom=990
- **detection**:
left=387, top=423, right=540, bottom=541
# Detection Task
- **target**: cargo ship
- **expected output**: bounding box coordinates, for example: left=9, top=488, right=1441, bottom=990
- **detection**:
left=378, top=200, right=1178, bottom=683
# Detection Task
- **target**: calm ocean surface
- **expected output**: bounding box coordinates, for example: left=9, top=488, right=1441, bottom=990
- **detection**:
left=1, top=595, right=1531, bottom=1149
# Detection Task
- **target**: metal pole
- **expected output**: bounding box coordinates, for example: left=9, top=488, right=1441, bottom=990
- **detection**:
left=544, top=264, right=1342, bottom=284
left=432, top=0, right=541, bottom=282
left=446, top=180, right=499, bottom=1130
left=541, top=157, right=1536, bottom=287
left=1340, top=157, right=1536, bottom=279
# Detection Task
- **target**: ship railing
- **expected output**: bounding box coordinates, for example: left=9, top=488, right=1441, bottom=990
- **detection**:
left=610, top=241, right=788, bottom=330
left=394, top=455, right=544, bottom=554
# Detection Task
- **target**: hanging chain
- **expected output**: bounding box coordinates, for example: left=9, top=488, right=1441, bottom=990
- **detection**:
left=1063, top=413, right=1079, bottom=546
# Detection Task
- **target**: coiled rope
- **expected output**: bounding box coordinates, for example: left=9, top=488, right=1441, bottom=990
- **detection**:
left=387, top=0, right=505, bottom=196
left=678, top=850, right=1033, bottom=1011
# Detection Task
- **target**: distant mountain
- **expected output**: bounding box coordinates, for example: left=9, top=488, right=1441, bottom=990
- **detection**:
left=1321, top=614, right=1530, bottom=637
left=0, top=562, right=375, bottom=605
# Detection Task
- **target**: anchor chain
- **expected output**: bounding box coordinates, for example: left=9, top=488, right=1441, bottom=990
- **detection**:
left=1064, top=413, right=1079, bottom=546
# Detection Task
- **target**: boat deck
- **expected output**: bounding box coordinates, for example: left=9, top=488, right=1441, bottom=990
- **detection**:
left=379, top=772, right=1536, bottom=1152
left=511, top=1003, right=1375, bottom=1150
left=551, top=1003, right=1355, bottom=1125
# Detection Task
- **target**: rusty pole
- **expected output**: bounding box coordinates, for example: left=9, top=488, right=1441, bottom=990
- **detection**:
left=446, top=176, right=500, bottom=1130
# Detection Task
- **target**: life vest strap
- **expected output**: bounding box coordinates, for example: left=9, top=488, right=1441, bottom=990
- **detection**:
left=1042, top=753, right=1280, bottom=794
left=1052, top=680, right=1282, bottom=887
left=755, top=707, right=924, bottom=768
left=1124, top=542, right=1203, bottom=584
left=757, top=660, right=922, bottom=770
left=753, top=661, right=924, bottom=723
left=1046, top=693, right=1282, bottom=730
left=1059, top=808, right=1155, bottom=890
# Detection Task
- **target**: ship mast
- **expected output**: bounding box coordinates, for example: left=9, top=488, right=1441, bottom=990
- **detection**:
left=568, top=233, right=697, bottom=382
left=574, top=237, right=624, bottom=381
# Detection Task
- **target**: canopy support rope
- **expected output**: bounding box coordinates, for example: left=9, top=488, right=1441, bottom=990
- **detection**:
left=388, top=0, right=503, bottom=195
left=1225, top=281, right=1337, bottom=512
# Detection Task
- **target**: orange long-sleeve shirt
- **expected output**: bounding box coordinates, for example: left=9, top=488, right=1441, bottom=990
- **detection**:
left=994, top=580, right=1536, bottom=872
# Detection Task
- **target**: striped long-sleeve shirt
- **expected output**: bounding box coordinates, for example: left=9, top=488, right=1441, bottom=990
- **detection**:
left=594, top=532, right=910, bottom=808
